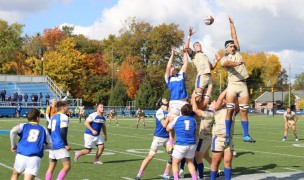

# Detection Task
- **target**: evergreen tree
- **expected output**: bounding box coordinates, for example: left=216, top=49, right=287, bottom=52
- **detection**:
left=135, top=80, right=157, bottom=109
left=108, top=81, right=128, bottom=106
left=283, top=92, right=295, bottom=109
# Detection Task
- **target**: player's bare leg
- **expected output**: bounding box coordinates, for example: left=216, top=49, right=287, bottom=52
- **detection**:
left=57, top=160, right=71, bottom=179
left=210, top=152, right=223, bottom=180
left=45, top=160, right=57, bottom=180
left=172, top=157, right=182, bottom=180
left=115, top=116, right=118, bottom=126
left=94, top=144, right=104, bottom=164
left=142, top=117, right=146, bottom=128
left=24, top=173, right=35, bottom=180
left=136, top=148, right=157, bottom=179
left=223, top=149, right=233, bottom=180
left=136, top=118, right=140, bottom=128
left=11, top=169, right=21, bottom=180
left=239, top=95, right=255, bottom=143
left=74, top=148, right=92, bottom=162
left=108, top=117, right=112, bottom=126
left=186, top=158, right=197, bottom=180
left=283, top=123, right=289, bottom=141
left=202, top=86, right=212, bottom=109
left=291, top=125, right=298, bottom=141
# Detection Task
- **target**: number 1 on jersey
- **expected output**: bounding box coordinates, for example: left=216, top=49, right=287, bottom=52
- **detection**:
left=184, top=120, right=190, bottom=130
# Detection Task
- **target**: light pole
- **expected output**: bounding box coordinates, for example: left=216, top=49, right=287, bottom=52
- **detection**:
left=111, top=47, right=114, bottom=90
left=39, top=47, right=44, bottom=76
left=288, top=81, right=291, bottom=107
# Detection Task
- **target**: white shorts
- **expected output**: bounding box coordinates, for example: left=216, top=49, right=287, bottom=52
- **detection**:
left=84, top=133, right=104, bottom=149
left=169, top=99, right=188, bottom=117
left=49, top=148, right=70, bottom=160
left=14, top=154, right=41, bottom=176
left=172, top=144, right=196, bottom=160
left=150, top=136, right=169, bottom=149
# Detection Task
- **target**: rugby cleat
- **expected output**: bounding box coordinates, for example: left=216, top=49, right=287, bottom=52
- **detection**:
left=179, top=169, right=184, bottom=178
left=74, top=152, right=79, bottom=162
left=224, top=135, right=231, bottom=146
left=282, top=138, right=286, bottom=141
left=233, top=151, right=237, bottom=157
left=217, top=170, right=224, bottom=177
left=243, top=135, right=256, bottom=143
left=93, top=160, right=103, bottom=164
left=162, top=174, right=170, bottom=180
left=135, top=176, right=141, bottom=180
left=295, top=138, right=299, bottom=141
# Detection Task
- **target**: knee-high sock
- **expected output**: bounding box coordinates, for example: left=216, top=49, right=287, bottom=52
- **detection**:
left=225, top=120, right=232, bottom=136
left=241, top=120, right=249, bottom=137
left=224, top=167, right=232, bottom=180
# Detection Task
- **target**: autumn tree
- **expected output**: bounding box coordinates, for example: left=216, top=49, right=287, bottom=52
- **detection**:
left=41, top=27, right=64, bottom=51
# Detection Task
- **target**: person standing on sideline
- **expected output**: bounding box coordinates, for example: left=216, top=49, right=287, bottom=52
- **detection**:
left=220, top=16, right=255, bottom=144
left=45, top=101, right=71, bottom=180
left=45, top=93, right=50, bottom=106
left=282, top=107, right=299, bottom=141
left=10, top=108, right=52, bottom=180
left=74, top=103, right=107, bottom=164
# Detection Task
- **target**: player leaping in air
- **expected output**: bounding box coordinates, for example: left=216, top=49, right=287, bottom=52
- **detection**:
left=220, top=16, right=255, bottom=145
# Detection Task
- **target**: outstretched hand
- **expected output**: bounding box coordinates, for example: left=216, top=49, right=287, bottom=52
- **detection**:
left=228, top=16, right=234, bottom=23
left=215, top=52, right=221, bottom=61
left=188, top=27, right=195, bottom=36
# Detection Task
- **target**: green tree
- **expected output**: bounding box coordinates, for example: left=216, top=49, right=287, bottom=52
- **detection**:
left=276, top=68, right=289, bottom=90
left=283, top=92, right=295, bottom=108
left=294, top=72, right=304, bottom=90
left=135, top=80, right=157, bottom=109
left=108, top=81, right=128, bottom=106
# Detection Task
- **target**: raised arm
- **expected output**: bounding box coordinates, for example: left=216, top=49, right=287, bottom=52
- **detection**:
left=191, top=92, right=202, bottom=116
left=165, top=48, right=175, bottom=77
left=210, top=52, right=221, bottom=70
left=215, top=89, right=227, bottom=110
left=180, top=50, right=188, bottom=73
left=229, top=16, right=240, bottom=50
left=185, top=27, right=195, bottom=56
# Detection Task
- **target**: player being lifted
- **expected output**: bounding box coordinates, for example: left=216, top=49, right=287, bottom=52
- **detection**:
left=135, top=98, right=172, bottom=180
left=220, top=16, right=255, bottom=144
left=108, top=108, right=118, bottom=126
left=46, top=101, right=71, bottom=180
left=185, top=27, right=221, bottom=109
left=136, top=108, right=146, bottom=128
left=10, top=109, right=52, bottom=180
left=282, top=107, right=299, bottom=141
left=166, top=104, right=197, bottom=180
left=75, top=103, right=107, bottom=164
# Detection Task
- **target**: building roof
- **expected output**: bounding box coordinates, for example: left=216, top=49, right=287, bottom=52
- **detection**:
left=255, top=90, right=304, bottom=102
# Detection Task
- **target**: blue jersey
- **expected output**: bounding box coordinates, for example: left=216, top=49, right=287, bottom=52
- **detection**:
left=85, top=112, right=106, bottom=136
left=48, top=113, right=69, bottom=150
left=169, top=115, right=196, bottom=145
left=165, top=71, right=188, bottom=100
left=15, top=123, right=51, bottom=158
left=154, top=108, right=169, bottom=138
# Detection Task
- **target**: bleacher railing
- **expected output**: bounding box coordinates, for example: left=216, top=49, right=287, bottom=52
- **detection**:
left=45, top=75, right=63, bottom=99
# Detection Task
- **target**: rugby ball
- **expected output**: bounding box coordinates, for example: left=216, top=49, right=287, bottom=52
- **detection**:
left=204, top=16, right=214, bottom=25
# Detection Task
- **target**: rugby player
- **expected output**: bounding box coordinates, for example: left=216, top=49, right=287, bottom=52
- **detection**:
left=283, top=107, right=298, bottom=141
left=136, top=108, right=146, bottom=128
left=10, top=109, right=51, bottom=180
left=108, top=108, right=118, bottom=126
left=74, top=103, right=107, bottom=164
left=45, top=101, right=71, bottom=180
left=135, top=98, right=172, bottom=180
left=185, top=27, right=221, bottom=109
left=220, top=16, right=255, bottom=144
left=166, top=104, right=197, bottom=180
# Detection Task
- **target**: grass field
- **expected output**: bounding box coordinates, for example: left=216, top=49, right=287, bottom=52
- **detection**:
left=0, top=115, right=304, bottom=179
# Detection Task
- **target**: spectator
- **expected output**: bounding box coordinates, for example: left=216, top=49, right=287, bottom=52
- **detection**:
left=31, top=93, right=35, bottom=105
left=45, top=93, right=50, bottom=106
left=1, top=88, right=5, bottom=101
left=16, top=103, right=21, bottom=118
left=13, top=92, right=18, bottom=103
left=39, top=92, right=43, bottom=105
left=24, top=93, right=28, bottom=106
left=34, top=93, right=38, bottom=106
left=18, top=94, right=22, bottom=103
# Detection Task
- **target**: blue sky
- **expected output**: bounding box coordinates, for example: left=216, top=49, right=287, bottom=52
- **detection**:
left=0, top=0, right=303, bottom=82
left=22, top=0, right=117, bottom=35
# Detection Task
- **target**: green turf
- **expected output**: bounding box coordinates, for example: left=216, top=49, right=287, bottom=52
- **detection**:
left=0, top=115, right=303, bottom=179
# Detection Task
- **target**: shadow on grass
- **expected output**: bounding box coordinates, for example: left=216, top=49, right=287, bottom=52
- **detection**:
left=259, top=172, right=304, bottom=180
left=234, top=151, right=255, bottom=158
left=233, top=163, right=277, bottom=176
